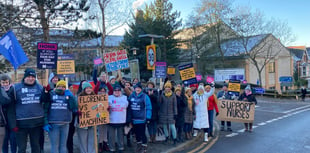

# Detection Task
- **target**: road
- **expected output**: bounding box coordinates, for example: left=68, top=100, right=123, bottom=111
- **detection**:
left=183, top=97, right=310, bottom=153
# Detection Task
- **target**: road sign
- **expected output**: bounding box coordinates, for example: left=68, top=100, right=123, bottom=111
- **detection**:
left=37, top=43, right=58, bottom=69
left=279, top=76, right=293, bottom=82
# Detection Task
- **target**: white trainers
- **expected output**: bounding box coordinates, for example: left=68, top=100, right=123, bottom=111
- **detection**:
left=193, top=130, right=198, bottom=137
left=204, top=133, right=208, bottom=142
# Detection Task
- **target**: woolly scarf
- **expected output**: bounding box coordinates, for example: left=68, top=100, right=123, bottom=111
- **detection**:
left=165, top=90, right=173, bottom=97
left=185, top=94, right=193, bottom=112
left=2, top=84, right=12, bottom=91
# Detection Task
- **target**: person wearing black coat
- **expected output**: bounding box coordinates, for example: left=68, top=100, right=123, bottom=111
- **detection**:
left=238, top=85, right=257, bottom=132
left=301, top=86, right=307, bottom=101
left=175, top=87, right=186, bottom=142
left=146, top=81, right=159, bottom=143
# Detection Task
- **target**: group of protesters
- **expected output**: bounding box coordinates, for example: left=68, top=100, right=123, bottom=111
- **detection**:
left=0, top=67, right=257, bottom=153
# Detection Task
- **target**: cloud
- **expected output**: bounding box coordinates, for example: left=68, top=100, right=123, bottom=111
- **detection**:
left=132, top=0, right=147, bottom=10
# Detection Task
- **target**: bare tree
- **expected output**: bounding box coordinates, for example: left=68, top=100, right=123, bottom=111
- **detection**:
left=230, top=7, right=295, bottom=86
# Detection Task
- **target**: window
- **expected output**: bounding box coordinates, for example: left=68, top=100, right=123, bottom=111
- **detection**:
left=268, top=62, right=275, bottom=73
left=302, top=66, right=306, bottom=76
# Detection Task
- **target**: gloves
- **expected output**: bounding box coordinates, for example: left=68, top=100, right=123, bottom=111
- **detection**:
left=216, top=112, right=219, bottom=116
left=64, top=90, right=73, bottom=97
left=43, top=124, right=52, bottom=132
left=211, top=82, right=215, bottom=88
left=44, top=85, right=51, bottom=93
left=76, top=111, right=82, bottom=116
left=12, top=127, right=18, bottom=132
left=107, top=106, right=111, bottom=112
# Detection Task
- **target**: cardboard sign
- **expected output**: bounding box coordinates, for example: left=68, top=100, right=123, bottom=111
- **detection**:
left=103, top=50, right=129, bottom=72
left=167, top=67, right=175, bottom=75
left=155, top=62, right=167, bottom=78
left=57, top=54, right=75, bottom=76
left=146, top=45, right=156, bottom=70
left=78, top=94, right=109, bottom=128
left=178, top=63, right=197, bottom=85
left=217, top=100, right=255, bottom=123
left=93, top=57, right=103, bottom=66
left=228, top=82, right=241, bottom=92
left=37, top=43, right=58, bottom=69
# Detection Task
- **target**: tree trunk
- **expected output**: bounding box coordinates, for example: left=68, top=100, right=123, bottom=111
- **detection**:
left=36, top=1, right=49, bottom=42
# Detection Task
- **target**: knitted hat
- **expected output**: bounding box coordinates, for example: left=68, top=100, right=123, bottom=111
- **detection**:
left=190, top=84, right=198, bottom=89
left=164, top=81, right=172, bottom=89
left=134, top=82, right=142, bottom=89
left=147, top=81, right=155, bottom=88
left=56, top=80, right=66, bottom=88
left=113, top=85, right=122, bottom=91
left=109, top=76, right=116, bottom=82
left=82, top=82, right=92, bottom=90
left=185, top=87, right=192, bottom=93
left=23, top=68, right=36, bottom=79
left=174, top=87, right=181, bottom=93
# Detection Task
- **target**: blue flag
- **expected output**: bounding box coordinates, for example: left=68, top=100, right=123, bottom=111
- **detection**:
left=0, top=30, right=29, bottom=70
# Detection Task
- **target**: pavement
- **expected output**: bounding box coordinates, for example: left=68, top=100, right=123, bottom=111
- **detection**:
left=24, top=96, right=306, bottom=153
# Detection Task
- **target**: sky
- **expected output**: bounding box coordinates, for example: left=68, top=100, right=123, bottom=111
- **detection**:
left=116, top=0, right=310, bottom=46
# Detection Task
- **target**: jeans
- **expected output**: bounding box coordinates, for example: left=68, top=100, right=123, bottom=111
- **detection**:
left=133, top=124, right=147, bottom=144
left=16, top=126, right=42, bottom=153
left=67, top=115, right=75, bottom=153
left=163, top=124, right=177, bottom=139
left=208, top=110, right=214, bottom=134
left=0, top=127, right=5, bottom=152
left=2, top=126, right=17, bottom=153
left=147, top=121, right=157, bottom=136
left=48, top=124, right=69, bottom=153
left=97, top=124, right=108, bottom=143
left=183, top=123, right=192, bottom=133
left=221, top=121, right=231, bottom=128
left=108, top=125, right=124, bottom=151
left=76, top=127, right=95, bottom=153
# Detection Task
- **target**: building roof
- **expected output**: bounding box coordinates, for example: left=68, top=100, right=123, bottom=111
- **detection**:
left=220, top=34, right=268, bottom=56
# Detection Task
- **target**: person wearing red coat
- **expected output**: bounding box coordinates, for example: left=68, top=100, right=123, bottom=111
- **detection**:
left=205, top=85, right=219, bottom=137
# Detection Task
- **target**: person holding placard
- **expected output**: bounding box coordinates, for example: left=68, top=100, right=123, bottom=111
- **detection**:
left=193, top=83, right=214, bottom=142
left=175, top=87, right=186, bottom=142
left=75, top=82, right=96, bottom=153
left=127, top=82, right=152, bottom=153
left=145, top=82, right=158, bottom=143
left=217, top=85, right=233, bottom=132
left=108, top=85, right=128, bottom=153
left=238, top=85, right=257, bottom=132
left=42, top=80, right=77, bottom=153
left=205, top=85, right=219, bottom=137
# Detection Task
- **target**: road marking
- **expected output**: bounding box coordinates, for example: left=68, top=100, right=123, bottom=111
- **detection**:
left=226, top=133, right=238, bottom=137
left=258, top=122, right=266, bottom=126
left=283, top=105, right=310, bottom=114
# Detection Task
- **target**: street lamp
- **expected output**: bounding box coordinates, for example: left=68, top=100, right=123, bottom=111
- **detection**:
left=130, top=47, right=139, bottom=57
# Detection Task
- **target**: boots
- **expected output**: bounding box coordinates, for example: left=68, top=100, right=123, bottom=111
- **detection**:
left=204, top=133, right=208, bottom=142
left=193, top=130, right=198, bottom=137
left=136, top=142, right=142, bottom=153
left=141, top=144, right=147, bottom=153
left=152, top=135, right=156, bottom=143
left=244, top=123, right=249, bottom=132
left=127, top=136, right=132, bottom=147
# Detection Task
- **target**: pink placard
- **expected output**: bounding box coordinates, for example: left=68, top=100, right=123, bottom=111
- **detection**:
left=206, top=76, right=214, bottom=83
left=196, top=74, right=202, bottom=81
left=94, top=58, right=103, bottom=65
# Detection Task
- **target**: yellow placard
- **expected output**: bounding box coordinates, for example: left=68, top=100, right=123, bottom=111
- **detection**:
left=146, top=45, right=156, bottom=70
left=179, top=67, right=196, bottom=81
left=217, top=100, right=255, bottom=123
left=167, top=67, right=175, bottom=75
left=57, top=60, right=75, bottom=75
left=228, top=82, right=241, bottom=92
left=78, top=94, right=109, bottom=128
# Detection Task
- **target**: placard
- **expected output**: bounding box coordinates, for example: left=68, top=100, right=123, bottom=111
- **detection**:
left=57, top=54, right=75, bottom=76
left=178, top=63, right=197, bottom=85
left=196, top=74, right=202, bottom=81
left=228, top=82, right=241, bottom=92
left=78, top=94, right=109, bottom=128
left=37, top=43, right=58, bottom=69
left=167, top=67, right=175, bottom=75
left=217, top=100, right=255, bottom=123
left=103, top=50, right=129, bottom=72
left=155, top=62, right=167, bottom=78
left=206, top=76, right=214, bottom=83
left=93, top=57, right=103, bottom=66
left=146, top=45, right=156, bottom=70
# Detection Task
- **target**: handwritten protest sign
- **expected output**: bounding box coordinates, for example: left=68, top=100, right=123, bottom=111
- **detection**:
left=217, top=100, right=255, bottom=123
left=103, top=50, right=129, bottom=72
left=57, top=54, right=75, bottom=76
left=78, top=94, right=109, bottom=128
left=178, top=63, right=197, bottom=85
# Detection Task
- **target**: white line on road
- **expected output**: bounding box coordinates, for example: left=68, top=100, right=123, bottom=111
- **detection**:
left=283, top=105, right=310, bottom=114
left=225, top=106, right=310, bottom=138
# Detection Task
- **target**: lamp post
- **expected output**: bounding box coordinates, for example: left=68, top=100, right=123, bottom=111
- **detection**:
left=130, top=47, right=139, bottom=58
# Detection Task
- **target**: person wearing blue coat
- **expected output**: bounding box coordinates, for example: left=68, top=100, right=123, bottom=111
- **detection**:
left=127, top=82, right=152, bottom=153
